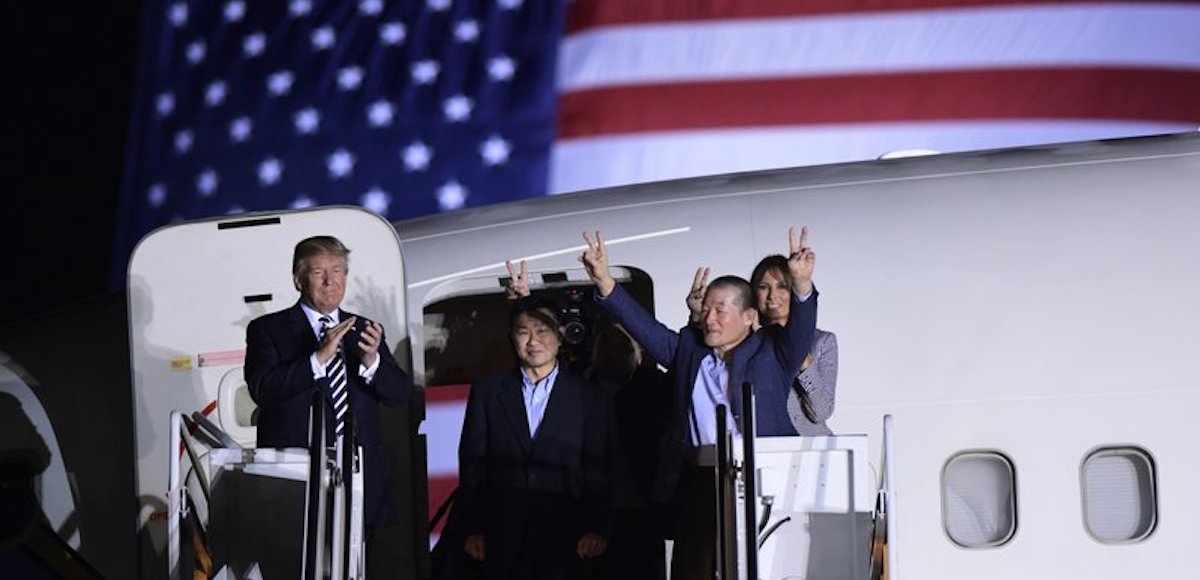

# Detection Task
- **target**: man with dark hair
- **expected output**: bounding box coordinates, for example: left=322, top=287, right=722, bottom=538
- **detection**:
left=244, top=234, right=413, bottom=577
left=579, top=227, right=818, bottom=580
left=457, top=295, right=612, bottom=580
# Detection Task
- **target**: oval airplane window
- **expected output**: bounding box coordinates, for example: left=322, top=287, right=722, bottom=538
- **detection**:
left=1081, top=447, right=1157, bottom=543
left=941, top=451, right=1017, bottom=548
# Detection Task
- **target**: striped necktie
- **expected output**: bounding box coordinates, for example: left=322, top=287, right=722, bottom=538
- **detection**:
left=319, top=316, right=348, bottom=439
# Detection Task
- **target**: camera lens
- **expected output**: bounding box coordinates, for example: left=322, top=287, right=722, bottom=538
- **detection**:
left=562, top=319, right=587, bottom=345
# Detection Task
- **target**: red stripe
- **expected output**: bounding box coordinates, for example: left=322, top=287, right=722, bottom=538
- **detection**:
left=425, top=383, right=471, bottom=404
left=564, top=0, right=1193, bottom=34
left=427, top=474, right=460, bottom=534
left=558, top=68, right=1200, bottom=139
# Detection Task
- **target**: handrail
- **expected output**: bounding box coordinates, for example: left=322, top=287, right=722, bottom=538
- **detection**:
left=168, top=411, right=183, bottom=580
left=303, top=391, right=327, bottom=580
left=883, top=414, right=898, bottom=580
left=715, top=406, right=735, bottom=580
left=740, top=382, right=759, bottom=580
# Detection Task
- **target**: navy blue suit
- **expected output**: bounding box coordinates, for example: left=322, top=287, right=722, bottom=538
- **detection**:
left=597, top=285, right=816, bottom=501
left=244, top=302, right=412, bottom=528
left=457, top=368, right=612, bottom=580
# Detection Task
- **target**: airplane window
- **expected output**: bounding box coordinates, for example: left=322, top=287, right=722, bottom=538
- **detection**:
left=1081, top=447, right=1157, bottom=544
left=422, top=267, right=655, bottom=388
left=941, top=451, right=1017, bottom=548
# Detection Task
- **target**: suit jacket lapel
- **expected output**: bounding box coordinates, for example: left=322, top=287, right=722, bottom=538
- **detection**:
left=531, top=371, right=581, bottom=454
left=726, top=332, right=761, bottom=428
left=499, top=371, right=533, bottom=453
left=289, top=303, right=319, bottom=351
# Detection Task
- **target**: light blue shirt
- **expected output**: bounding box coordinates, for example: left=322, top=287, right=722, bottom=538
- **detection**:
left=521, top=364, right=560, bottom=437
left=690, top=353, right=740, bottom=446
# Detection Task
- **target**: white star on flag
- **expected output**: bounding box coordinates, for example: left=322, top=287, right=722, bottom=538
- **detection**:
left=412, top=60, right=439, bottom=85
left=338, top=66, right=364, bottom=91
left=402, top=141, right=432, bottom=171
left=327, top=149, right=355, bottom=179
left=204, top=81, right=227, bottom=107
left=427, top=0, right=450, bottom=12
left=380, top=22, right=406, bottom=45
left=243, top=32, right=266, bottom=57
left=197, top=168, right=219, bottom=196
left=290, top=195, right=315, bottom=209
left=367, top=100, right=396, bottom=127
left=185, top=41, right=206, bottom=64
left=155, top=93, right=174, bottom=117
left=167, top=3, right=187, bottom=27
left=294, top=108, right=320, bottom=134
left=173, top=130, right=193, bottom=154
left=437, top=180, right=467, bottom=210
left=147, top=183, right=167, bottom=207
left=498, top=0, right=523, bottom=9
left=487, top=56, right=515, bottom=81
left=454, top=20, right=480, bottom=43
left=359, top=0, right=382, bottom=16
left=361, top=186, right=391, bottom=214
left=229, top=117, right=252, bottom=142
left=288, top=0, right=311, bottom=18
left=223, top=1, right=245, bottom=22
left=443, top=94, right=473, bottom=122
left=257, top=157, right=283, bottom=185
left=267, top=70, right=294, bottom=96
left=311, top=26, right=335, bottom=51
left=480, top=135, right=511, bottom=166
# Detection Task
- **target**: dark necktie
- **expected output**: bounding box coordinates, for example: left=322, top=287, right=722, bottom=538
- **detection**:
left=319, top=316, right=348, bottom=438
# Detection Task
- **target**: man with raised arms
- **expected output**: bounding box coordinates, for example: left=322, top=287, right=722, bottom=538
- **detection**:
left=578, top=226, right=818, bottom=580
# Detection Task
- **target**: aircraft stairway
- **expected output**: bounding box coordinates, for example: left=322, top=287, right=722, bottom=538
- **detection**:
left=167, top=395, right=365, bottom=580
left=715, top=383, right=896, bottom=580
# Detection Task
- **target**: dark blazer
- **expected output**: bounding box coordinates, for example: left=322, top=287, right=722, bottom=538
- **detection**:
left=244, top=302, right=412, bottom=527
left=457, top=368, right=612, bottom=580
left=597, top=285, right=817, bottom=501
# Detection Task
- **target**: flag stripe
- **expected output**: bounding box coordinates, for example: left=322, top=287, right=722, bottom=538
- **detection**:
left=549, top=120, right=1193, bottom=193
left=560, top=3, right=1200, bottom=91
left=558, top=68, right=1200, bottom=140
left=565, top=0, right=1200, bottom=33
left=425, top=383, right=471, bottom=404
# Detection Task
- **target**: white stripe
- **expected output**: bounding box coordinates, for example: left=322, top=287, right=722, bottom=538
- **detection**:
left=559, top=4, right=1200, bottom=91
left=423, top=402, right=467, bottom=475
left=550, top=121, right=1194, bottom=193
left=333, top=390, right=348, bottom=409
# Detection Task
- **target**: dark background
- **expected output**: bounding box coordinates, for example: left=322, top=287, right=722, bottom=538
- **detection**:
left=4, top=3, right=143, bottom=328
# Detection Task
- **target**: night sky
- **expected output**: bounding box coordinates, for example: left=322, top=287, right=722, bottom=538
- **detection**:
left=4, top=3, right=143, bottom=327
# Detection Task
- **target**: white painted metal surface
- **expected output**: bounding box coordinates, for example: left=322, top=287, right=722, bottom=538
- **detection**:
left=127, top=206, right=406, bottom=576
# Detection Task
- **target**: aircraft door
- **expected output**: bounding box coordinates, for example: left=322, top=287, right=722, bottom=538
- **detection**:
left=127, top=206, right=413, bottom=579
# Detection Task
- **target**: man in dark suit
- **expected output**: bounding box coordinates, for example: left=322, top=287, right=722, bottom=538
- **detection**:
left=579, top=226, right=818, bottom=580
left=244, top=235, right=412, bottom=576
left=457, top=296, right=612, bottom=580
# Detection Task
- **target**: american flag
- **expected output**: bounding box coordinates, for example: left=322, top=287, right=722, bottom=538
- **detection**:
left=117, top=0, right=1200, bottom=539
left=116, top=0, right=1200, bottom=269
left=115, top=0, right=565, bottom=272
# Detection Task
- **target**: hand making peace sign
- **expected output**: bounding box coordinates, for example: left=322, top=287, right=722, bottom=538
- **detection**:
left=787, top=226, right=816, bottom=296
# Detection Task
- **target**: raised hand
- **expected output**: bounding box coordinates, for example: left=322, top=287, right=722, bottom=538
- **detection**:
left=464, top=534, right=485, bottom=561
left=505, top=259, right=530, bottom=300
left=579, top=230, right=616, bottom=296
left=356, top=319, right=384, bottom=368
left=576, top=533, right=608, bottom=559
left=787, top=226, right=815, bottom=296
left=686, top=266, right=709, bottom=323
left=317, top=317, right=355, bottom=365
